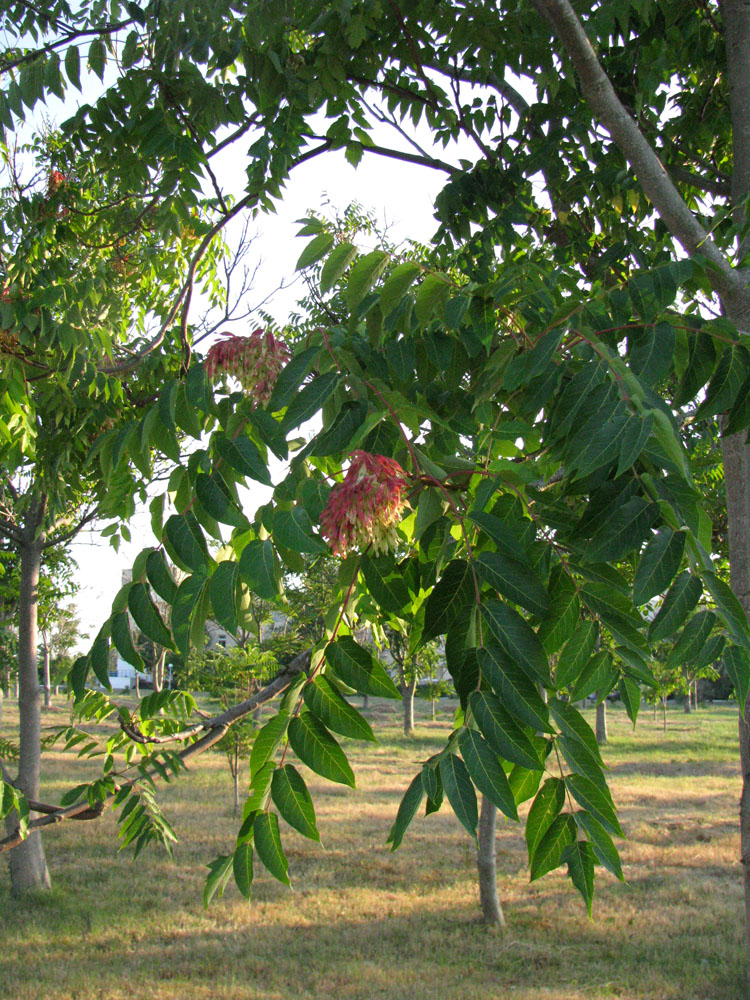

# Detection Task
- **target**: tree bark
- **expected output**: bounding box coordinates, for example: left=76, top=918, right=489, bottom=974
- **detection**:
left=722, top=429, right=750, bottom=985
left=595, top=697, right=608, bottom=745
left=232, top=745, right=240, bottom=817
left=9, top=523, right=51, bottom=894
left=477, top=796, right=504, bottom=925
left=41, top=633, right=51, bottom=710
left=401, top=672, right=416, bottom=737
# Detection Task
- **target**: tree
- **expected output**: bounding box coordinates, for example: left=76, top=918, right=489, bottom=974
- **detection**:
left=0, top=126, right=234, bottom=893
left=193, top=644, right=278, bottom=815
left=2, top=0, right=750, bottom=957
left=382, top=623, right=440, bottom=737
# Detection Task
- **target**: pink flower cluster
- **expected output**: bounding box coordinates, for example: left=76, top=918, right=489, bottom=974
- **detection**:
left=320, top=451, right=407, bottom=557
left=48, top=171, right=66, bottom=195
left=204, top=329, right=289, bottom=406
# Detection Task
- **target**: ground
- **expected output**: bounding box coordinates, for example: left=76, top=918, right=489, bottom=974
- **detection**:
left=0, top=696, right=744, bottom=999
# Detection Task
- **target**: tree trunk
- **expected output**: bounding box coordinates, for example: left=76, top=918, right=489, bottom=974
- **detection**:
left=9, top=530, right=51, bottom=894
left=684, top=692, right=691, bottom=714
left=595, top=698, right=608, bottom=745
left=401, top=672, right=416, bottom=737
left=41, top=633, right=51, bottom=710
left=662, top=697, right=667, bottom=732
left=477, top=796, right=504, bottom=925
left=361, top=693, right=369, bottom=710
left=232, top=746, right=240, bottom=817
left=721, top=429, right=750, bottom=986
left=152, top=648, right=165, bottom=693
left=0, top=685, right=3, bottom=730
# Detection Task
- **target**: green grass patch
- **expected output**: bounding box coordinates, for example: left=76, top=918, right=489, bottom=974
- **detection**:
left=0, top=696, right=744, bottom=999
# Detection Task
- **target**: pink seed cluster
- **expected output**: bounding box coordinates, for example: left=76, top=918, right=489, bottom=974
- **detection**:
left=320, top=451, right=407, bottom=557
left=48, top=171, right=66, bottom=195
left=204, top=329, right=289, bottom=406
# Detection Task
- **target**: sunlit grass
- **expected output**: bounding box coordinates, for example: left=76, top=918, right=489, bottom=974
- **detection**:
left=0, top=696, right=744, bottom=999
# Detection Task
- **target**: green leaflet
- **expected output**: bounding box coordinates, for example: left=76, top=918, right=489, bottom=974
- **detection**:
left=325, top=636, right=401, bottom=698
left=346, top=250, right=389, bottom=310
left=90, top=626, right=111, bottom=690
left=111, top=612, right=144, bottom=672
left=271, top=764, right=320, bottom=841
left=618, top=676, right=641, bottom=725
left=195, top=472, right=248, bottom=528
left=253, top=812, right=290, bottom=885
left=478, top=645, right=552, bottom=733
left=267, top=346, right=322, bottom=412
left=549, top=699, right=603, bottom=766
left=438, top=753, right=478, bottom=840
left=127, top=583, right=173, bottom=650
left=566, top=773, right=624, bottom=838
left=312, top=400, right=368, bottom=456
left=648, top=571, right=702, bottom=641
left=203, top=854, right=233, bottom=907
left=209, top=561, right=239, bottom=635
left=171, top=574, right=207, bottom=658
left=232, top=841, right=253, bottom=900
left=526, top=777, right=565, bottom=865
left=701, top=571, right=750, bottom=649
left=165, top=512, right=210, bottom=574
left=475, top=551, right=549, bottom=617
left=387, top=772, right=424, bottom=850
left=469, top=690, right=544, bottom=770
left=459, top=729, right=518, bottom=821
left=280, top=372, right=340, bottom=434
left=583, top=498, right=659, bottom=565
left=633, top=528, right=686, bottom=606
left=239, top=538, right=282, bottom=600
left=529, top=814, right=576, bottom=881
left=288, top=713, right=356, bottom=787
left=303, top=675, right=376, bottom=742
left=695, top=343, right=750, bottom=420
left=569, top=650, right=616, bottom=703
left=273, top=506, right=327, bottom=554
left=537, top=571, right=579, bottom=655
left=296, top=231, right=335, bottom=270
left=146, top=549, right=178, bottom=605
left=422, top=560, right=475, bottom=642
left=666, top=610, right=717, bottom=670
left=556, top=620, right=599, bottom=690
left=320, top=241, right=358, bottom=294
left=581, top=582, right=649, bottom=656
left=380, top=261, right=422, bottom=317
left=250, top=713, right=289, bottom=777
left=469, top=511, right=533, bottom=565
left=415, top=272, right=451, bottom=326
left=574, top=811, right=623, bottom=880
left=214, top=434, right=271, bottom=486
left=481, top=600, right=550, bottom=685
left=562, top=841, right=596, bottom=917
left=360, top=555, right=411, bottom=615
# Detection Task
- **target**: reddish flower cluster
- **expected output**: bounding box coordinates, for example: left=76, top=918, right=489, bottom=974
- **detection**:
left=320, top=451, right=407, bottom=557
left=204, top=329, right=289, bottom=406
left=48, top=171, right=66, bottom=195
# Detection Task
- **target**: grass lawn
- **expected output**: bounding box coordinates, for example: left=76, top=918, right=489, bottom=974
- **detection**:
left=0, top=695, right=744, bottom=999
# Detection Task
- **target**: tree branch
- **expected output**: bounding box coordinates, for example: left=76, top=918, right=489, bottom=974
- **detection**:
left=0, top=648, right=312, bottom=852
left=529, top=0, right=746, bottom=302
left=719, top=0, right=750, bottom=260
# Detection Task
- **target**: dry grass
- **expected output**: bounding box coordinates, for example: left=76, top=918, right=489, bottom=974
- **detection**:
left=0, top=696, right=744, bottom=999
